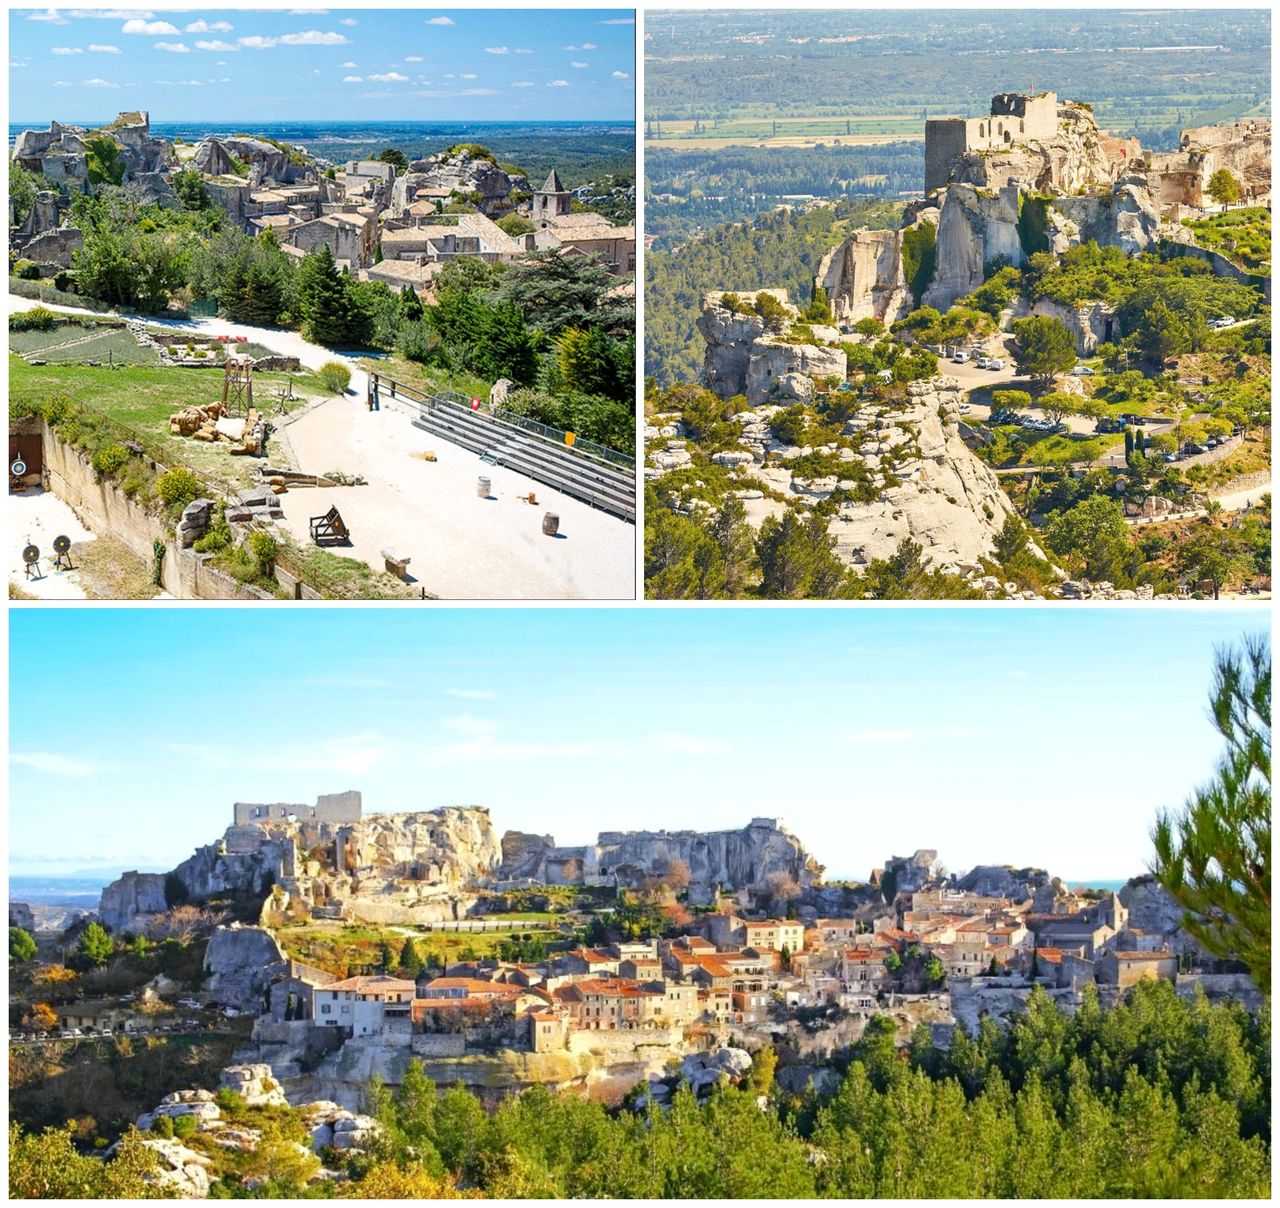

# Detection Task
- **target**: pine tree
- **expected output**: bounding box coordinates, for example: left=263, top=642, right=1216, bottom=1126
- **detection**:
left=1152, top=636, right=1270, bottom=990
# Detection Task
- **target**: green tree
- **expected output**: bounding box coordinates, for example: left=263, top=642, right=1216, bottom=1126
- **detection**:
left=1134, top=298, right=1191, bottom=365
left=708, top=495, right=756, bottom=597
left=644, top=499, right=729, bottom=600
left=1010, top=315, right=1076, bottom=387
left=9, top=927, right=37, bottom=965
left=1207, top=168, right=1242, bottom=210
left=1043, top=495, right=1132, bottom=582
left=755, top=511, right=848, bottom=599
left=83, top=133, right=125, bottom=188
left=376, top=147, right=408, bottom=174
left=398, top=937, right=423, bottom=976
left=1152, top=636, right=1269, bottom=991
left=1176, top=524, right=1254, bottom=600
left=77, top=921, right=114, bottom=966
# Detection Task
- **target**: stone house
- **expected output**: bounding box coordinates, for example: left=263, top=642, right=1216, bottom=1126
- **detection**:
left=285, top=211, right=376, bottom=271
left=841, top=948, right=892, bottom=993
left=313, top=975, right=416, bottom=1037
left=553, top=978, right=662, bottom=1030
left=1097, top=950, right=1178, bottom=988
left=56, top=1000, right=135, bottom=1032
left=707, top=915, right=805, bottom=954
left=234, top=791, right=362, bottom=828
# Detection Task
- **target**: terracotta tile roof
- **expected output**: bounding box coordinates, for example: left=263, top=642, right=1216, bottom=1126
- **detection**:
left=322, top=975, right=416, bottom=994
left=421, top=977, right=523, bottom=997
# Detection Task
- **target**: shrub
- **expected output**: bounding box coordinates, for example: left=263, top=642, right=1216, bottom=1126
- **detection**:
left=9, top=305, right=57, bottom=332
left=172, top=1115, right=197, bottom=1139
left=247, top=531, right=278, bottom=572
left=90, top=444, right=130, bottom=478
left=317, top=360, right=352, bottom=394
left=156, top=467, right=201, bottom=511
left=15, top=260, right=43, bottom=280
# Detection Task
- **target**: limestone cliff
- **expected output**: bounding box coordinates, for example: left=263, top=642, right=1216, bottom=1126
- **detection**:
left=816, top=224, right=920, bottom=328
left=698, top=291, right=846, bottom=406
left=502, top=816, right=824, bottom=893
left=953, top=865, right=1051, bottom=901
left=824, top=377, right=1018, bottom=569
left=204, top=924, right=289, bottom=1013
left=98, top=805, right=503, bottom=932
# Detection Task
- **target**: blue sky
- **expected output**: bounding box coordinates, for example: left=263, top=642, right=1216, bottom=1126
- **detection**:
left=9, top=7, right=635, bottom=122
left=8, top=607, right=1267, bottom=884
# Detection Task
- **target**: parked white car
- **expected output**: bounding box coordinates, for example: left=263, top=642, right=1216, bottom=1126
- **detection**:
left=1071, top=364, right=1096, bottom=376
left=952, top=351, right=970, bottom=364
left=986, top=358, right=1005, bottom=371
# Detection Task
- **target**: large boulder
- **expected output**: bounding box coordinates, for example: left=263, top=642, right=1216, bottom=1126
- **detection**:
left=203, top=925, right=288, bottom=1014
left=133, top=1138, right=213, bottom=1199
left=219, top=1064, right=288, bottom=1108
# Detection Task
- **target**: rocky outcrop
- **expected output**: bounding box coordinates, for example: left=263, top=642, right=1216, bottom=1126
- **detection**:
left=826, top=377, right=1020, bottom=570
left=100, top=804, right=503, bottom=933
left=203, top=925, right=289, bottom=1014
left=395, top=149, right=530, bottom=216
left=133, top=1138, right=213, bottom=1198
left=921, top=184, right=1023, bottom=312
left=1118, top=875, right=1192, bottom=942
left=9, top=902, right=36, bottom=932
left=501, top=831, right=555, bottom=880
left=98, top=872, right=169, bottom=934
left=880, top=850, right=938, bottom=896
left=219, top=1064, right=289, bottom=1108
left=954, top=865, right=1051, bottom=901
left=507, top=817, right=824, bottom=893
left=745, top=339, right=847, bottom=407
left=816, top=226, right=916, bottom=327
left=697, top=291, right=846, bottom=406
left=1026, top=297, right=1117, bottom=355
left=192, top=138, right=238, bottom=178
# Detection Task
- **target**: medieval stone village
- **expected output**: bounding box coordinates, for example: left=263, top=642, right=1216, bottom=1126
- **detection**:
left=9, top=109, right=636, bottom=600
left=8, top=787, right=1264, bottom=1195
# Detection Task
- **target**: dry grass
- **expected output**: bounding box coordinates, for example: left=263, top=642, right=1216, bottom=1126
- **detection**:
left=71, top=537, right=162, bottom=600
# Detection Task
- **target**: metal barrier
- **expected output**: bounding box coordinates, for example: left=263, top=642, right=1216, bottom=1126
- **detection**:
left=368, top=373, right=634, bottom=470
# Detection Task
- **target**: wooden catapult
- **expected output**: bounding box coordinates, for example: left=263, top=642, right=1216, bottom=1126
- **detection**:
left=221, top=355, right=254, bottom=418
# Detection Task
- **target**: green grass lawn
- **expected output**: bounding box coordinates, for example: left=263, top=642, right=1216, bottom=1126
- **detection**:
left=10, top=356, right=327, bottom=490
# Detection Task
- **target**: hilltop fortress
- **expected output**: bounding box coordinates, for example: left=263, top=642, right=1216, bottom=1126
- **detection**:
left=97, top=796, right=823, bottom=933
left=812, top=92, right=1271, bottom=325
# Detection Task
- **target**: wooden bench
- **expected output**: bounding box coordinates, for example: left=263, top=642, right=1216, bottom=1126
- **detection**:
left=310, top=506, right=350, bottom=546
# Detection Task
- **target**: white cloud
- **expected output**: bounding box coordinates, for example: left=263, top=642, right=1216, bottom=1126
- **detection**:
left=288, top=7, right=328, bottom=13
left=89, top=43, right=120, bottom=53
left=445, top=688, right=497, bottom=701
left=484, top=46, right=509, bottom=54
left=195, top=39, right=235, bottom=51
left=156, top=78, right=203, bottom=85
left=600, top=16, right=634, bottom=23
left=239, top=29, right=350, bottom=49
left=339, top=59, right=357, bottom=67
left=647, top=732, right=731, bottom=756
left=460, top=72, right=476, bottom=79
left=611, top=69, right=630, bottom=79
left=369, top=70, right=408, bottom=82
left=424, top=16, right=454, bottom=25
left=154, top=41, right=189, bottom=53
left=67, top=8, right=153, bottom=17
left=564, top=42, right=597, bottom=51
left=404, top=55, right=423, bottom=62
left=52, top=46, right=83, bottom=54
left=547, top=79, right=569, bottom=87
left=510, top=80, right=536, bottom=87
left=11, top=59, right=29, bottom=68
left=80, top=76, right=125, bottom=86
left=342, top=75, right=362, bottom=83
left=338, top=17, right=358, bottom=26
left=122, top=17, right=177, bottom=34
left=184, top=19, right=232, bottom=33
left=11, top=751, right=95, bottom=777
left=515, top=47, right=533, bottom=54
left=570, top=61, right=588, bottom=68
left=844, top=725, right=982, bottom=745
left=29, top=9, right=70, bottom=24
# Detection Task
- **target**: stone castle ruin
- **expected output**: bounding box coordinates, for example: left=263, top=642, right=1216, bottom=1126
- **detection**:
left=809, top=92, right=1270, bottom=327
left=233, top=790, right=364, bottom=828
left=925, top=92, right=1062, bottom=191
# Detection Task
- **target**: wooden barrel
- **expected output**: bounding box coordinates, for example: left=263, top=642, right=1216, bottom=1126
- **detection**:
left=542, top=512, right=560, bottom=536
left=477, top=476, right=491, bottom=498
